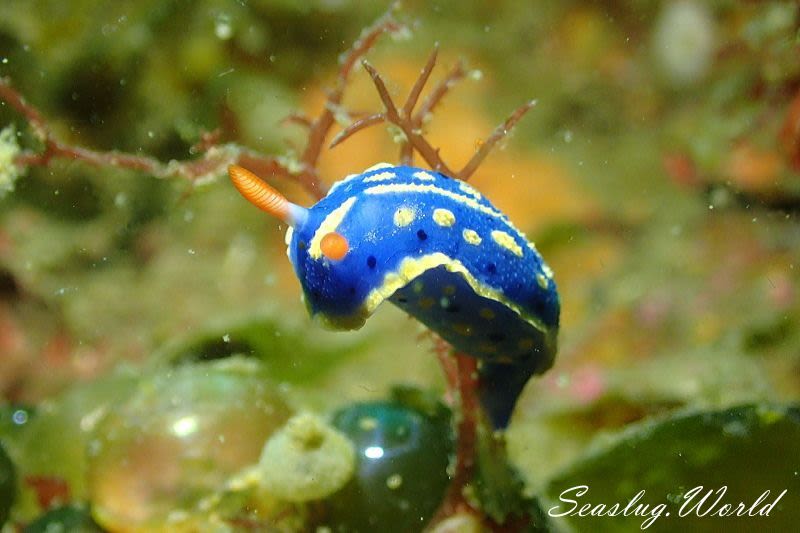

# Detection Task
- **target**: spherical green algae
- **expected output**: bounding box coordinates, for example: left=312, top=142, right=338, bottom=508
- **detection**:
left=324, top=401, right=453, bottom=532
left=86, top=357, right=292, bottom=531
left=1, top=374, right=138, bottom=522
left=24, top=505, right=102, bottom=533
left=258, top=412, right=355, bottom=502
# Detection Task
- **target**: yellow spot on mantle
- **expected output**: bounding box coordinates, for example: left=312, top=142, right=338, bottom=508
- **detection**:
left=393, top=206, right=416, bottom=227
left=442, top=285, right=456, bottom=296
left=419, top=297, right=435, bottom=309
left=433, top=208, right=456, bottom=227
left=536, top=273, right=549, bottom=289
left=479, top=343, right=498, bottom=354
left=518, top=338, right=535, bottom=350
left=491, top=230, right=523, bottom=257
left=453, top=323, right=473, bottom=336
left=479, top=308, right=495, bottom=320
left=462, top=229, right=482, bottom=245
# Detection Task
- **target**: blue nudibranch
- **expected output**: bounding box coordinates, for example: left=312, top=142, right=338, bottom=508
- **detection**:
left=230, top=162, right=560, bottom=429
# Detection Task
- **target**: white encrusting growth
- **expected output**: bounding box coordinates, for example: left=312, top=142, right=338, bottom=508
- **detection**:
left=0, top=126, right=21, bottom=197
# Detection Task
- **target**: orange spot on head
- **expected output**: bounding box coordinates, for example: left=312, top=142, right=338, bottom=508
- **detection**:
left=320, top=232, right=349, bottom=261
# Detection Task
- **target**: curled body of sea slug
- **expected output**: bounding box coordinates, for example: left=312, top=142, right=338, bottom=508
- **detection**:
left=229, top=162, right=559, bottom=429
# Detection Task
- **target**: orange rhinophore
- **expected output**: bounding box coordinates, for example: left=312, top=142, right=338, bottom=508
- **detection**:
left=228, top=165, right=307, bottom=227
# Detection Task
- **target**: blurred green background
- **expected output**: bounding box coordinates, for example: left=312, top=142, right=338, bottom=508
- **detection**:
left=1, top=1, right=799, bottom=531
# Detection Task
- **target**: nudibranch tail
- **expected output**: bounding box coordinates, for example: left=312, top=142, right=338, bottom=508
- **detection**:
left=228, top=165, right=308, bottom=227
left=478, top=359, right=543, bottom=429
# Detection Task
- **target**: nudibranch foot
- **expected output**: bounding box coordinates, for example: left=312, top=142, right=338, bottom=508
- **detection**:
left=389, top=265, right=555, bottom=429
left=478, top=359, right=542, bottom=430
